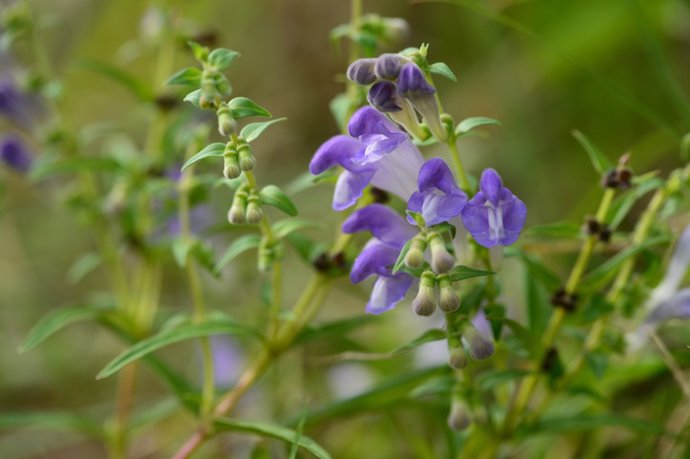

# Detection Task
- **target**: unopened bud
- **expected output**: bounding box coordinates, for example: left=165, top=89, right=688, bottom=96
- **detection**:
left=464, top=324, right=494, bottom=361
left=223, top=143, right=240, bottom=179
left=397, top=63, right=447, bottom=141
left=200, top=71, right=221, bottom=109
left=374, top=53, right=406, bottom=80
left=448, top=347, right=467, bottom=370
left=428, top=233, right=455, bottom=274
left=367, top=81, right=402, bottom=112
left=228, top=187, right=248, bottom=224
left=217, top=103, right=237, bottom=137
left=404, top=235, right=427, bottom=268
left=346, top=58, right=378, bottom=85
left=245, top=194, right=263, bottom=224
left=412, top=271, right=437, bottom=316
left=447, top=399, right=471, bottom=431
left=238, top=144, right=256, bottom=172
left=438, top=275, right=460, bottom=312
left=381, top=17, right=410, bottom=44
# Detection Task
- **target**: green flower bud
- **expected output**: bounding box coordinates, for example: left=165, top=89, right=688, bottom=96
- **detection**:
left=217, top=103, right=237, bottom=137
left=428, top=233, right=455, bottom=274
left=448, top=346, right=467, bottom=370
left=447, top=399, right=471, bottom=431
left=412, top=271, right=436, bottom=316
left=200, top=70, right=221, bottom=109
left=227, top=186, right=248, bottom=224
left=245, top=193, right=263, bottom=225
left=238, top=144, right=256, bottom=172
left=438, top=274, right=460, bottom=313
left=223, top=143, right=240, bottom=179
left=404, top=235, right=427, bottom=269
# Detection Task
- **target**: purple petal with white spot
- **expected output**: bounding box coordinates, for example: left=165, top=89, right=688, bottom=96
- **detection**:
left=365, top=274, right=414, bottom=314
left=342, top=204, right=416, bottom=247
left=407, top=158, right=467, bottom=226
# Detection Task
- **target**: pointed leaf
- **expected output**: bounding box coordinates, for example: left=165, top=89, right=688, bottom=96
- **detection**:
left=181, top=142, right=225, bottom=171
left=0, top=412, right=104, bottom=438
left=184, top=89, right=202, bottom=107
left=166, top=67, right=202, bottom=87
left=390, top=328, right=446, bottom=355
left=260, top=185, right=298, bottom=216
left=455, top=117, right=501, bottom=136
left=208, top=48, right=240, bottom=70
left=447, top=265, right=495, bottom=282
left=76, top=59, right=153, bottom=101
left=214, top=234, right=262, bottom=273
left=240, top=118, right=286, bottom=143
left=524, top=414, right=667, bottom=435
left=572, top=130, right=612, bottom=175
left=429, top=62, right=457, bottom=82
left=215, top=418, right=331, bottom=459
left=391, top=239, right=414, bottom=274
left=272, top=219, right=321, bottom=239
left=96, top=316, right=260, bottom=379
left=228, top=97, right=271, bottom=119
left=66, top=252, right=102, bottom=284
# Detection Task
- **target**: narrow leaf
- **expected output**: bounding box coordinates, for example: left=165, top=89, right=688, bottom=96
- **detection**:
left=455, top=117, right=501, bottom=136
left=166, top=67, right=202, bottom=87
left=477, top=369, right=530, bottom=391
left=294, top=316, right=379, bottom=345
left=183, top=89, right=202, bottom=107
left=240, top=118, right=286, bottom=143
left=428, top=62, right=457, bottom=82
left=30, top=157, right=122, bottom=180
left=272, top=219, right=321, bottom=239
left=181, top=142, right=225, bottom=171
left=390, top=329, right=446, bottom=355
left=214, top=234, right=262, bottom=273
left=66, top=252, right=102, bottom=284
left=0, top=412, right=103, bottom=438
left=260, top=185, right=298, bottom=216
left=228, top=96, right=271, bottom=119
left=572, top=130, right=613, bottom=175
left=208, top=48, right=240, bottom=70
left=447, top=265, right=495, bottom=282
left=97, top=317, right=260, bottom=379
left=215, top=418, right=331, bottom=459
left=524, top=414, right=667, bottom=435
left=391, top=239, right=414, bottom=274
left=525, top=221, right=581, bottom=239
left=76, top=59, right=152, bottom=101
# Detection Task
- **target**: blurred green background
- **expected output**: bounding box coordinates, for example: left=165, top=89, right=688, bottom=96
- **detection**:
left=1, top=0, right=689, bottom=457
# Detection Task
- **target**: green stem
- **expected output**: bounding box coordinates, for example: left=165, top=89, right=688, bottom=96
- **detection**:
left=446, top=137, right=472, bottom=193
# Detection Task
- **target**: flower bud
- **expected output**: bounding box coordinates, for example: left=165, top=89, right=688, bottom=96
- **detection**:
left=397, top=63, right=447, bottom=141
left=217, top=103, right=237, bottom=137
left=404, top=235, right=427, bottom=269
left=367, top=81, right=402, bottom=112
left=0, top=135, right=32, bottom=173
left=374, top=53, right=406, bottom=80
left=438, top=274, right=460, bottom=313
left=238, top=144, right=256, bottom=172
left=448, top=346, right=467, bottom=370
left=212, top=72, right=232, bottom=97
left=463, top=318, right=495, bottom=361
left=223, top=143, right=240, bottom=179
left=428, top=233, right=455, bottom=274
left=227, top=187, right=248, bottom=224
left=381, top=17, right=410, bottom=44
left=346, top=58, right=378, bottom=85
left=245, top=193, right=263, bottom=224
left=200, top=71, right=221, bottom=109
left=412, top=271, right=437, bottom=316
left=447, top=398, right=471, bottom=431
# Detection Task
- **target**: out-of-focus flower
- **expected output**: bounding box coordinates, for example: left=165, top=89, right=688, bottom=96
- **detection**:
left=461, top=168, right=527, bottom=248
left=462, top=310, right=495, bottom=360
left=0, top=134, right=32, bottom=173
left=397, top=63, right=446, bottom=141
left=209, top=336, right=243, bottom=388
left=407, top=158, right=467, bottom=226
left=342, top=204, right=417, bottom=313
left=310, top=106, right=423, bottom=210
left=628, top=225, right=690, bottom=349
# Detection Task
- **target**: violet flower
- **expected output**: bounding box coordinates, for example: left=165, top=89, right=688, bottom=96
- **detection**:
left=0, top=135, right=32, bottom=173
left=461, top=168, right=527, bottom=248
left=310, top=106, right=423, bottom=210
left=628, top=225, right=690, bottom=349
left=397, top=63, right=446, bottom=141
left=342, top=204, right=417, bottom=314
left=407, top=158, right=467, bottom=226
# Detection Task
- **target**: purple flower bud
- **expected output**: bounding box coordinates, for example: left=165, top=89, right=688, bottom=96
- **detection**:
left=428, top=233, right=455, bottom=274
left=367, top=81, right=402, bottom=112
left=412, top=271, right=437, bottom=316
left=438, top=275, right=460, bottom=313
left=448, top=398, right=471, bottom=431
left=0, top=135, right=32, bottom=173
left=374, top=53, right=405, bottom=80
left=397, top=63, right=447, bottom=141
left=448, top=347, right=467, bottom=370
left=346, top=58, right=378, bottom=85
left=463, top=310, right=495, bottom=360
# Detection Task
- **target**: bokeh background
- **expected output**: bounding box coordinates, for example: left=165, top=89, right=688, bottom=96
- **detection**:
left=2, top=0, right=689, bottom=457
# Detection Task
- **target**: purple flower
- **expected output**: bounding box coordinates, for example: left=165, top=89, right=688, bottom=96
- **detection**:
left=461, top=168, right=526, bottom=248
left=346, top=58, right=377, bottom=85
left=342, top=204, right=417, bottom=314
left=0, top=135, right=32, bottom=173
left=209, top=336, right=243, bottom=388
left=397, top=63, right=446, bottom=141
left=407, top=158, right=467, bottom=226
left=310, top=106, right=423, bottom=210
left=0, top=79, right=41, bottom=127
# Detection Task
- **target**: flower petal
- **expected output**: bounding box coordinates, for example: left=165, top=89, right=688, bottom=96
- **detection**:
left=418, top=158, right=459, bottom=195
left=348, top=106, right=399, bottom=138
left=333, top=169, right=375, bottom=211
left=479, top=168, right=503, bottom=206
left=369, top=140, right=423, bottom=201
left=309, top=135, right=364, bottom=175
left=420, top=192, right=467, bottom=226
left=497, top=192, right=527, bottom=246
left=342, top=203, right=416, bottom=247
left=350, top=239, right=401, bottom=283
left=365, top=274, right=414, bottom=314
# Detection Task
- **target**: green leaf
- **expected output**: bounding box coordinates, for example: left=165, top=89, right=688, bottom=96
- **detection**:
left=172, top=238, right=193, bottom=268
left=294, top=316, right=379, bottom=346
left=166, top=67, right=202, bottom=87
left=523, top=414, right=667, bottom=436
left=228, top=97, right=271, bottom=119
left=447, top=265, right=495, bottom=282
left=571, top=130, right=612, bottom=175
left=272, top=218, right=321, bottom=239
left=477, top=369, right=530, bottom=391
left=128, top=399, right=179, bottom=433
left=428, top=62, right=457, bottom=82
left=76, top=59, right=153, bottom=101
left=66, top=252, right=102, bottom=284
left=0, top=412, right=104, bottom=438
left=260, top=185, right=298, bottom=216
left=184, top=89, right=202, bottom=107
left=579, top=236, right=670, bottom=292
left=214, top=234, right=262, bottom=273
left=208, top=48, right=240, bottom=70
left=390, top=328, right=446, bottom=355
left=609, top=175, right=664, bottom=230
left=391, top=239, right=414, bottom=274
left=329, top=93, right=350, bottom=134
left=20, top=304, right=114, bottom=353
left=215, top=418, right=331, bottom=459
left=285, top=232, right=326, bottom=264
left=455, top=117, right=501, bottom=136
left=29, top=157, right=122, bottom=180
left=240, top=118, right=286, bottom=143
left=188, top=41, right=209, bottom=62
left=181, top=142, right=225, bottom=171
left=525, top=221, right=581, bottom=239
left=96, top=316, right=260, bottom=379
